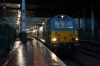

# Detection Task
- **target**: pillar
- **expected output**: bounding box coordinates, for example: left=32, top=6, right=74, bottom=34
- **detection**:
left=91, top=6, right=94, bottom=38
left=83, top=12, right=86, bottom=30
left=78, top=15, right=80, bottom=30
left=3, top=0, right=6, bottom=49
left=20, top=0, right=26, bottom=44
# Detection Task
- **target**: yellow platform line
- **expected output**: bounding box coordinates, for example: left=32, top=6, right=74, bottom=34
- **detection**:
left=34, top=43, right=46, bottom=66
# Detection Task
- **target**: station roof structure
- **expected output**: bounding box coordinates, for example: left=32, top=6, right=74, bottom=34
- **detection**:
left=0, top=0, right=100, bottom=29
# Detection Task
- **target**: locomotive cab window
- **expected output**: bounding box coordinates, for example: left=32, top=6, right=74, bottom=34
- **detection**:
left=60, top=21, right=65, bottom=28
left=54, top=21, right=60, bottom=28
left=66, top=21, right=73, bottom=28
left=54, top=20, right=73, bottom=28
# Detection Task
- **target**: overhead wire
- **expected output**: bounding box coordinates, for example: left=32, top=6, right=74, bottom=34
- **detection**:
left=52, top=0, right=73, bottom=17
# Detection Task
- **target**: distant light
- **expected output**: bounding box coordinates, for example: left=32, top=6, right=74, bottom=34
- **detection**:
left=18, top=10, right=21, bottom=14
left=18, top=18, right=20, bottom=20
left=18, top=14, right=21, bottom=17
left=3, top=7, right=6, bottom=9
left=26, top=29, right=29, bottom=31
left=17, top=4, right=21, bottom=7
left=33, top=30, right=36, bottom=32
left=42, top=22, right=44, bottom=25
left=39, top=26, right=43, bottom=31
left=17, top=21, right=19, bottom=25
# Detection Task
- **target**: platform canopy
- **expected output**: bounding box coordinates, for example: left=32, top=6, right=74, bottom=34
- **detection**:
left=0, top=0, right=100, bottom=29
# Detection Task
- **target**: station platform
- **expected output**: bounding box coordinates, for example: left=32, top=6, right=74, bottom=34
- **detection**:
left=1, top=36, right=66, bottom=66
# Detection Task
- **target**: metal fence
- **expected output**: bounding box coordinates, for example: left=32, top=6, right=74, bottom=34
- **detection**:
left=0, top=22, right=16, bottom=55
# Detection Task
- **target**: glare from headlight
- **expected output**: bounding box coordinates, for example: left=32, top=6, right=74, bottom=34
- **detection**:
left=75, top=38, right=78, bottom=40
left=52, top=38, right=57, bottom=41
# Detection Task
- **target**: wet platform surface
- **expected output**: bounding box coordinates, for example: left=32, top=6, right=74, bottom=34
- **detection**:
left=4, top=40, right=34, bottom=66
left=2, top=37, right=65, bottom=66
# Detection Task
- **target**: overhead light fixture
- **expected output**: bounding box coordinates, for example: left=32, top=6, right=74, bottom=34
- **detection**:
left=3, top=6, right=6, bottom=9
left=17, top=21, right=19, bottom=25
left=18, top=14, right=21, bottom=17
left=42, top=22, right=44, bottom=25
left=18, top=10, right=21, bottom=14
left=17, top=4, right=21, bottom=7
left=18, top=18, right=20, bottom=20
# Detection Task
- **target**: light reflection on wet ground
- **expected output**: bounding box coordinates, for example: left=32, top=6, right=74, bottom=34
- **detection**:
left=9, top=41, right=22, bottom=55
left=34, top=39, right=61, bottom=66
left=3, top=38, right=62, bottom=66
left=7, top=40, right=34, bottom=66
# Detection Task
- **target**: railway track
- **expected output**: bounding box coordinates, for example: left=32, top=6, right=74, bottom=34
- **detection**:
left=79, top=40, right=100, bottom=53
left=58, top=54, right=85, bottom=66
left=71, top=51, right=100, bottom=66
left=78, top=48, right=100, bottom=59
left=32, top=36, right=100, bottom=66
left=57, top=43, right=100, bottom=66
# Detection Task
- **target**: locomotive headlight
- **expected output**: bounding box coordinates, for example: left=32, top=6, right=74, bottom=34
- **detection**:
left=52, top=38, right=57, bottom=41
left=75, top=38, right=78, bottom=40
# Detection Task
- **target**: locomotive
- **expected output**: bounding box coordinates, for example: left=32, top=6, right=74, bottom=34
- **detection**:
left=33, top=14, right=79, bottom=52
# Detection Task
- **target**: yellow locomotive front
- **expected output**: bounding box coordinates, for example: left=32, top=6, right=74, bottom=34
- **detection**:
left=51, top=31, right=78, bottom=44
